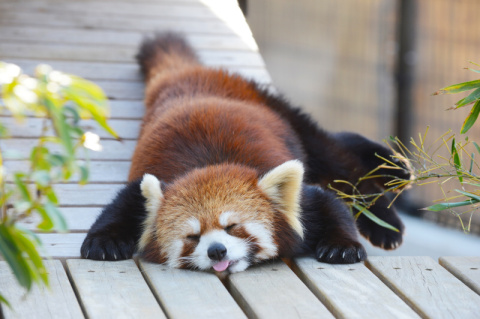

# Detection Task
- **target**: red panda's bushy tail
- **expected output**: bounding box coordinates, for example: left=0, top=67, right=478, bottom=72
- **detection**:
left=136, top=32, right=200, bottom=82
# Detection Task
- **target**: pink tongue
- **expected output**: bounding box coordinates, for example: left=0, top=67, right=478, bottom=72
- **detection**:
left=213, top=260, right=230, bottom=272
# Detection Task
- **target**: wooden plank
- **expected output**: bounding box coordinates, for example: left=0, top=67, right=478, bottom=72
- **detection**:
left=227, top=261, right=333, bottom=319
left=0, top=139, right=136, bottom=160
left=66, top=259, right=166, bottom=319
left=293, top=257, right=420, bottom=319
left=0, top=11, right=238, bottom=35
left=52, top=184, right=124, bottom=206
left=2, top=117, right=141, bottom=140
left=20, top=207, right=100, bottom=232
left=4, top=160, right=130, bottom=183
left=439, top=257, right=480, bottom=295
left=138, top=261, right=246, bottom=319
left=0, top=0, right=239, bottom=20
left=0, top=43, right=265, bottom=67
left=97, top=81, right=144, bottom=100
left=37, top=234, right=86, bottom=258
left=0, top=260, right=84, bottom=319
left=366, top=256, right=480, bottom=319
left=0, top=26, right=258, bottom=51
left=3, top=59, right=271, bottom=83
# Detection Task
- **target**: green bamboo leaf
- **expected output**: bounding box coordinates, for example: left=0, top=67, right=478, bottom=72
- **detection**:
left=35, top=205, right=54, bottom=231
left=32, top=170, right=51, bottom=187
left=44, top=187, right=59, bottom=205
left=451, top=138, right=456, bottom=155
left=44, top=202, right=67, bottom=232
left=68, top=75, right=107, bottom=103
left=460, top=100, right=480, bottom=134
left=453, top=148, right=463, bottom=183
left=79, top=165, right=89, bottom=185
left=455, top=189, right=480, bottom=202
left=454, top=88, right=480, bottom=108
left=65, top=91, right=118, bottom=139
left=0, top=224, right=33, bottom=290
left=466, top=68, right=480, bottom=74
left=13, top=173, right=31, bottom=201
left=424, top=200, right=478, bottom=211
left=473, top=141, right=480, bottom=155
left=0, top=292, right=11, bottom=308
left=45, top=99, right=74, bottom=159
left=48, top=154, right=67, bottom=167
left=352, top=203, right=400, bottom=232
left=30, top=146, right=51, bottom=171
left=433, top=79, right=480, bottom=95
left=12, top=227, right=48, bottom=285
left=469, top=152, right=475, bottom=174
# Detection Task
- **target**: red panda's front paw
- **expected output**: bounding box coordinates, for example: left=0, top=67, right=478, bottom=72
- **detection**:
left=315, top=240, right=367, bottom=264
left=81, top=233, right=135, bottom=261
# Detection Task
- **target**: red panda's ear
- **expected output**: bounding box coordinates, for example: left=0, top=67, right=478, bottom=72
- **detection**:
left=138, top=174, right=163, bottom=251
left=258, top=160, right=304, bottom=238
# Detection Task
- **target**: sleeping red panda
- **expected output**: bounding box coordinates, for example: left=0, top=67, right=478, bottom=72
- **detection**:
left=81, top=33, right=410, bottom=273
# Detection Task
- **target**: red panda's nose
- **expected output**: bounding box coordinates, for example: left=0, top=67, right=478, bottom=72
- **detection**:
left=207, top=242, right=227, bottom=261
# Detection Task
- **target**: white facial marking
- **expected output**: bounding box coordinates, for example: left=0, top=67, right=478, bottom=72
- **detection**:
left=166, top=239, right=184, bottom=268
left=191, top=230, right=249, bottom=270
left=243, top=222, right=277, bottom=260
left=186, top=217, right=201, bottom=234
left=219, top=211, right=236, bottom=228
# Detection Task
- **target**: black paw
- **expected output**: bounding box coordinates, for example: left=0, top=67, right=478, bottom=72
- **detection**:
left=357, top=214, right=404, bottom=250
left=316, top=240, right=367, bottom=264
left=81, top=233, right=135, bottom=260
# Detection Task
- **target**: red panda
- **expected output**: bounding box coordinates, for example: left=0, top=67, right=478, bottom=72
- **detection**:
left=81, top=33, right=410, bottom=273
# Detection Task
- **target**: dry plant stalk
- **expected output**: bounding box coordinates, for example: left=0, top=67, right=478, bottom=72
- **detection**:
left=329, top=127, right=480, bottom=233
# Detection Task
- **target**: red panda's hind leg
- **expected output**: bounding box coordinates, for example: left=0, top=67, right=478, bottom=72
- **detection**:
left=299, top=184, right=367, bottom=264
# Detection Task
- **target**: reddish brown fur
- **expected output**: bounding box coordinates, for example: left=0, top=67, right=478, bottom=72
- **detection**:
left=133, top=34, right=307, bottom=265
left=129, top=95, right=298, bottom=182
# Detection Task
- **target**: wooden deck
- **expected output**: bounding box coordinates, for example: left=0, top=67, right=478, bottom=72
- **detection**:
left=0, top=0, right=480, bottom=318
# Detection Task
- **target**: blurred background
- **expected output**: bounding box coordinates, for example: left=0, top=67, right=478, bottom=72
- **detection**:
left=240, top=0, right=480, bottom=255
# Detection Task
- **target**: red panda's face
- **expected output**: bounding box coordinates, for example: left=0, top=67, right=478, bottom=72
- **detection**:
left=138, top=161, right=304, bottom=273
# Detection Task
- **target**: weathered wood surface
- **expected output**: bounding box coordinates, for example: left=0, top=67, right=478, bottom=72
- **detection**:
left=439, top=256, right=480, bottom=296
left=366, top=256, right=480, bottom=319
left=0, top=138, right=136, bottom=160
left=4, top=160, right=130, bottom=183
left=3, top=257, right=480, bottom=318
left=0, top=260, right=84, bottom=319
left=66, top=259, right=166, bottom=319
left=21, top=207, right=101, bottom=232
left=293, top=257, right=420, bottom=319
left=227, top=261, right=333, bottom=319
left=0, top=26, right=258, bottom=51
left=139, top=261, right=246, bottom=319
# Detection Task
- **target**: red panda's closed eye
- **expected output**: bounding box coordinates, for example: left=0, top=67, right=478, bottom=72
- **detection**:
left=186, top=234, right=200, bottom=242
left=224, top=224, right=237, bottom=233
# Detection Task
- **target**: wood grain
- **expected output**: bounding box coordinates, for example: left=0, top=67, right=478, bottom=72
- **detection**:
left=0, top=138, right=136, bottom=160
left=66, top=259, right=165, bottom=319
left=19, top=207, right=100, bottom=232
left=227, top=261, right=333, bottom=319
left=439, top=256, right=480, bottom=295
left=4, top=160, right=130, bottom=183
left=293, top=257, right=420, bottom=319
left=0, top=260, right=84, bottom=319
left=0, top=26, right=258, bottom=51
left=0, top=43, right=265, bottom=67
left=139, top=261, right=246, bottom=319
left=37, top=234, right=87, bottom=258
left=366, top=256, right=480, bottom=319
left=2, top=117, right=141, bottom=139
